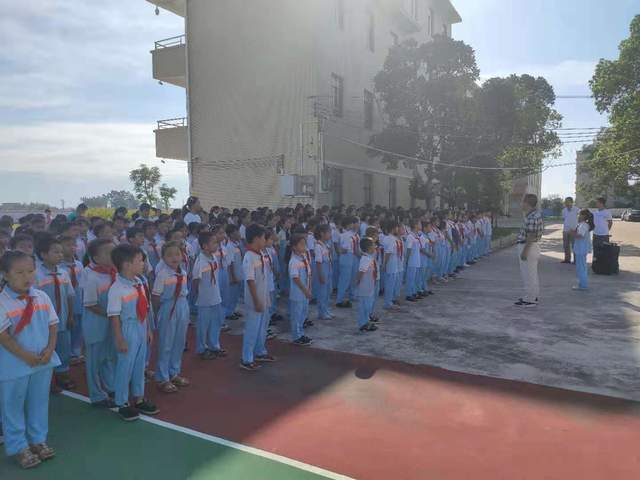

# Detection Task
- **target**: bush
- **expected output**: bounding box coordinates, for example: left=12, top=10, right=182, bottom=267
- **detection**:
left=85, top=208, right=137, bottom=220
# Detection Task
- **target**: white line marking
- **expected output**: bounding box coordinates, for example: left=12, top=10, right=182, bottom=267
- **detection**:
left=61, top=391, right=354, bottom=480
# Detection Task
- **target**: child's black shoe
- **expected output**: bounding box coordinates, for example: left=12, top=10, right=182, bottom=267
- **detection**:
left=118, top=405, right=140, bottom=422
left=135, top=399, right=160, bottom=416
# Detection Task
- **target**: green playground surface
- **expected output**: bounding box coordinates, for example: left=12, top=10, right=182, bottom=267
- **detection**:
left=0, top=394, right=336, bottom=480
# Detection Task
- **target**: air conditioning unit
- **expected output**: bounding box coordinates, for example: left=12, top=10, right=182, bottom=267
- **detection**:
left=280, top=175, right=315, bottom=197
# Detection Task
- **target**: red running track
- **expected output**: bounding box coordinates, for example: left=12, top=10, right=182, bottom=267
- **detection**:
left=69, top=330, right=640, bottom=480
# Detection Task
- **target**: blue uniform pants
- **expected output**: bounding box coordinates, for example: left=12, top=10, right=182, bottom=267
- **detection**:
left=350, top=255, right=360, bottom=301
left=225, top=282, right=241, bottom=317
left=85, top=339, right=115, bottom=403
left=242, top=309, right=268, bottom=364
left=0, top=368, right=53, bottom=456
left=575, top=253, right=588, bottom=289
left=383, top=272, right=399, bottom=308
left=316, top=276, right=332, bottom=319
left=336, top=254, right=353, bottom=303
left=196, top=304, right=224, bottom=354
left=357, top=295, right=375, bottom=328
left=288, top=300, right=308, bottom=341
left=114, top=322, right=147, bottom=407
left=54, top=330, right=71, bottom=374
left=70, top=313, right=83, bottom=358
left=406, top=267, right=418, bottom=297
left=155, top=299, right=190, bottom=383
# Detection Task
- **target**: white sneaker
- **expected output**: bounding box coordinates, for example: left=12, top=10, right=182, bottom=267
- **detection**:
left=572, top=286, right=588, bottom=291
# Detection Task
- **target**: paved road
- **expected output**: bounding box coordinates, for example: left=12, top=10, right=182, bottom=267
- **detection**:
left=270, top=220, right=640, bottom=401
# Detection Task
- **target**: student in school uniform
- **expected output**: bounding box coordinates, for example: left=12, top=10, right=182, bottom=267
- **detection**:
left=306, top=218, right=318, bottom=302
left=191, top=232, right=226, bottom=361
left=314, top=224, right=333, bottom=320
left=263, top=230, right=281, bottom=329
left=336, top=217, right=356, bottom=308
left=573, top=209, right=594, bottom=291
left=81, top=239, right=117, bottom=407
left=34, top=235, right=76, bottom=392
left=241, top=224, right=275, bottom=371
left=355, top=237, right=379, bottom=333
left=152, top=241, right=190, bottom=393
left=349, top=218, right=362, bottom=303
left=0, top=251, right=60, bottom=469
left=364, top=226, right=383, bottom=323
left=107, top=244, right=159, bottom=422
left=59, top=235, right=84, bottom=365
left=404, top=220, right=422, bottom=302
left=142, top=221, right=162, bottom=271
left=382, top=220, right=403, bottom=309
left=74, top=219, right=90, bottom=262
left=224, top=225, right=243, bottom=321
left=288, top=234, right=313, bottom=346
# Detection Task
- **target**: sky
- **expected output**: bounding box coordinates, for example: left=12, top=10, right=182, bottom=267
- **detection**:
left=0, top=0, right=637, bottom=208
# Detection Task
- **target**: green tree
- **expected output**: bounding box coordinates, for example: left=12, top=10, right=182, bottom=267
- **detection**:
left=371, top=36, right=561, bottom=212
left=80, top=194, right=109, bottom=208
left=105, top=190, right=138, bottom=209
left=588, top=15, right=640, bottom=201
left=129, top=164, right=161, bottom=205
left=158, top=184, right=178, bottom=210
left=372, top=35, right=480, bottom=209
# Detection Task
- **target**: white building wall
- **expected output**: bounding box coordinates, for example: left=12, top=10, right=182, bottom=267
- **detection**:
left=180, top=0, right=458, bottom=210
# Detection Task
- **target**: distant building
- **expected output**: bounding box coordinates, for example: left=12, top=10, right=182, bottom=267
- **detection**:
left=502, top=172, right=542, bottom=217
left=147, top=0, right=462, bottom=209
left=575, top=148, right=630, bottom=208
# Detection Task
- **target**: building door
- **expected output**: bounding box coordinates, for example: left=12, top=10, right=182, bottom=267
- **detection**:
left=330, top=168, right=343, bottom=207
left=364, top=173, right=373, bottom=205
left=389, top=177, right=397, bottom=209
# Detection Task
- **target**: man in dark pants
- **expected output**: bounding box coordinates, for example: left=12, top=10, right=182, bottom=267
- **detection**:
left=592, top=197, right=613, bottom=259
left=561, top=197, right=579, bottom=264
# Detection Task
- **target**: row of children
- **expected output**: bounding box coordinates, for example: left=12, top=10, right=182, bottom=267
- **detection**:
left=0, top=201, right=493, bottom=469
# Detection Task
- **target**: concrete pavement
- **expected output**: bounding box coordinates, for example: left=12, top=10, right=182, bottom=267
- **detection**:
left=265, top=220, right=640, bottom=402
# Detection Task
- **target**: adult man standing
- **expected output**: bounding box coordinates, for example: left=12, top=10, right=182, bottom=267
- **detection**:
left=561, top=197, right=579, bottom=264
left=515, top=194, right=544, bottom=307
left=592, top=197, right=613, bottom=257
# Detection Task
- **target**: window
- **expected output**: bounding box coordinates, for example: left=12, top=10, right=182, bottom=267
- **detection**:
left=390, top=31, right=399, bottom=46
left=389, top=177, right=397, bottom=208
left=336, top=0, right=344, bottom=31
left=332, top=168, right=344, bottom=206
left=364, top=173, right=373, bottom=205
left=368, top=13, right=375, bottom=52
left=331, top=73, right=344, bottom=117
left=428, top=8, right=434, bottom=36
left=364, top=89, right=374, bottom=130
left=409, top=0, right=419, bottom=21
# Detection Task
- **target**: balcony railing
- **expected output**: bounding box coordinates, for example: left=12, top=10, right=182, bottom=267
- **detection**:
left=157, top=117, right=187, bottom=129
left=154, top=34, right=185, bottom=50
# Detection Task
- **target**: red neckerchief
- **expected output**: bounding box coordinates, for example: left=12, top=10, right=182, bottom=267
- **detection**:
left=149, top=240, right=159, bottom=258
left=67, top=262, right=78, bottom=289
left=207, top=257, right=218, bottom=285
left=134, top=282, right=149, bottom=323
left=263, top=249, right=273, bottom=271
left=169, top=267, right=184, bottom=317
left=300, top=254, right=312, bottom=287
left=372, top=256, right=378, bottom=280
left=396, top=238, right=403, bottom=260
left=14, top=293, right=35, bottom=335
left=217, top=249, right=225, bottom=269
left=248, top=248, right=264, bottom=273
left=90, top=264, right=117, bottom=286
left=350, top=235, right=357, bottom=254
left=49, top=271, right=62, bottom=315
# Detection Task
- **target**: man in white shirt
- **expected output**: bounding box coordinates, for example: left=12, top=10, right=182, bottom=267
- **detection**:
left=592, top=197, right=613, bottom=258
left=561, top=197, right=579, bottom=264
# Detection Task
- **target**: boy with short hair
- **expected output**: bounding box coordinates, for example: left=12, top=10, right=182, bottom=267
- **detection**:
left=35, top=235, right=76, bottom=391
left=224, top=225, right=243, bottom=320
left=59, top=235, right=84, bottom=365
left=355, top=237, right=379, bottom=332
left=241, top=224, right=274, bottom=371
left=107, top=244, right=159, bottom=421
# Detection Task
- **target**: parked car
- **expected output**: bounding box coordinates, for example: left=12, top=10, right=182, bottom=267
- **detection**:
left=621, top=209, right=630, bottom=221
left=626, top=209, right=640, bottom=222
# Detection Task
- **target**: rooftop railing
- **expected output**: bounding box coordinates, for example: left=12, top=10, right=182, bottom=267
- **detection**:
left=154, top=34, right=185, bottom=50
left=157, top=117, right=187, bottom=129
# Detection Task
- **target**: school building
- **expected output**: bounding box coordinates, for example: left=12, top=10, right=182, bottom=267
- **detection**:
left=147, top=0, right=535, bottom=212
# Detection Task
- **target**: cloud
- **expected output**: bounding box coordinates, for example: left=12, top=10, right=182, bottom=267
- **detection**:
left=0, top=121, right=188, bottom=205
left=480, top=60, right=598, bottom=93
left=0, top=0, right=183, bottom=112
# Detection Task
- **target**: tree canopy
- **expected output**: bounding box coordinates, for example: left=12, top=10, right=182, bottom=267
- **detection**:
left=585, top=14, right=640, bottom=205
left=371, top=35, right=561, bottom=211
